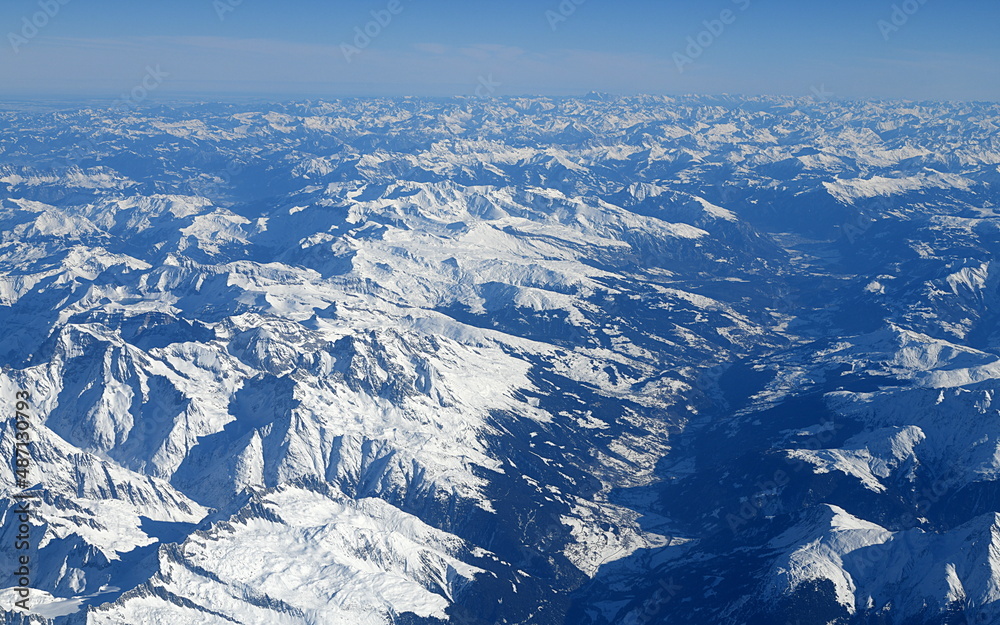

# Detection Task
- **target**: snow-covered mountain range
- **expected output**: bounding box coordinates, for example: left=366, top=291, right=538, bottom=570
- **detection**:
left=1, top=95, right=999, bottom=624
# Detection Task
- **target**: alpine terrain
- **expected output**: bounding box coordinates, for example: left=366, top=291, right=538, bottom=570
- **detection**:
left=1, top=95, right=999, bottom=624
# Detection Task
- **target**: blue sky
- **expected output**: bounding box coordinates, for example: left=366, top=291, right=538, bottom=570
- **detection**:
left=1, top=0, right=998, bottom=101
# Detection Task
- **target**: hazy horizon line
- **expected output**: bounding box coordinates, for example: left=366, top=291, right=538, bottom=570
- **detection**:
left=1, top=91, right=998, bottom=109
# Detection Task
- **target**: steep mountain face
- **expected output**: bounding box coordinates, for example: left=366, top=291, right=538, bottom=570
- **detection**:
left=0, top=95, right=998, bottom=624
